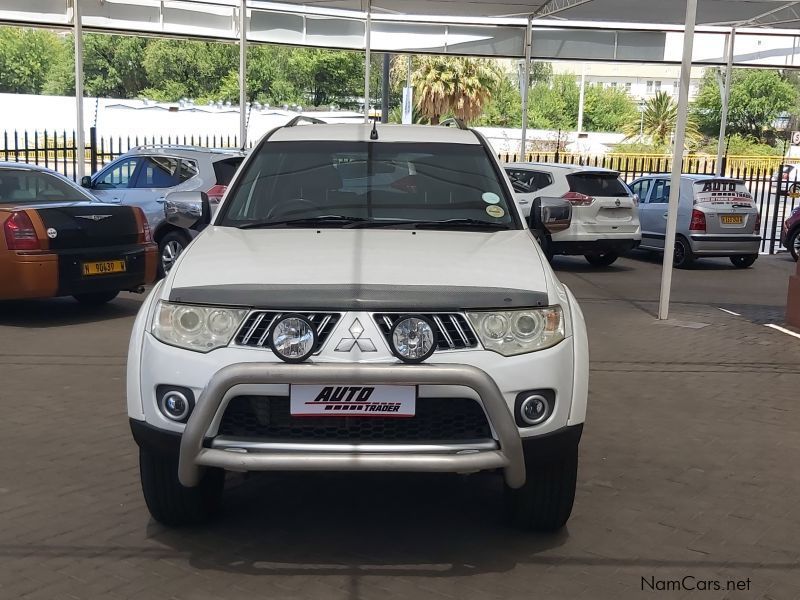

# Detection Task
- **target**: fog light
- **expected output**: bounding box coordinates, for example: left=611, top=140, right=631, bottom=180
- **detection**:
left=519, top=394, right=550, bottom=426
left=157, top=385, right=195, bottom=422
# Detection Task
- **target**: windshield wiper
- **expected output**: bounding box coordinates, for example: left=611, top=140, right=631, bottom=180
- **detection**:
left=238, top=215, right=368, bottom=229
left=346, top=218, right=511, bottom=230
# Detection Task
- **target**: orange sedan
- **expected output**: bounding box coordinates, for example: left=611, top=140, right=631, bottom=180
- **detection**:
left=0, top=163, right=157, bottom=304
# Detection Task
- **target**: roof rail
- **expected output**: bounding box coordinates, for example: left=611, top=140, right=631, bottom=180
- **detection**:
left=284, top=115, right=327, bottom=127
left=440, top=117, right=468, bottom=130
left=128, top=144, right=241, bottom=154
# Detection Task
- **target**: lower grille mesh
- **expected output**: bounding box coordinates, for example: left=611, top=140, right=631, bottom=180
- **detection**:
left=218, top=396, right=492, bottom=442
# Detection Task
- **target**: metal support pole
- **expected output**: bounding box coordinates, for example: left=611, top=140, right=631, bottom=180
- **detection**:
left=73, top=0, right=85, bottom=180
left=577, top=63, right=586, bottom=134
left=239, top=0, right=247, bottom=148
left=519, top=16, right=532, bottom=160
left=658, top=0, right=697, bottom=320
left=381, top=53, right=390, bottom=123
left=364, top=2, right=372, bottom=123
left=716, top=27, right=735, bottom=176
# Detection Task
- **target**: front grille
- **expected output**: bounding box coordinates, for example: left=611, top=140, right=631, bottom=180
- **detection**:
left=218, top=396, right=492, bottom=442
left=235, top=312, right=341, bottom=352
left=374, top=313, right=478, bottom=351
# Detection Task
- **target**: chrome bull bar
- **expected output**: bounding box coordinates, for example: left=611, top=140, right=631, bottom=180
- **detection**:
left=178, top=363, right=526, bottom=489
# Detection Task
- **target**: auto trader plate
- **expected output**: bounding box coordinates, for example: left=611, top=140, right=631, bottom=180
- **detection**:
left=290, top=385, right=416, bottom=417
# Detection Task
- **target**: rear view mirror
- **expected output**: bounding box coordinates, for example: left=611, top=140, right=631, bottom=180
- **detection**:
left=165, top=191, right=211, bottom=231
left=530, top=197, right=572, bottom=234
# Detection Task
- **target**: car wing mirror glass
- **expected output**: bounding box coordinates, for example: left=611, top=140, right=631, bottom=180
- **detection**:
left=80, top=176, right=92, bottom=188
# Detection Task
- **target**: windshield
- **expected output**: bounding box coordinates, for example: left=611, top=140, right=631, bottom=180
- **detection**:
left=217, top=141, right=520, bottom=230
left=0, top=169, right=93, bottom=204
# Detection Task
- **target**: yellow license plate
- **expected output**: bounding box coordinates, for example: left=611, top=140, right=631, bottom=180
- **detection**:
left=720, top=215, right=743, bottom=225
left=82, top=260, right=126, bottom=276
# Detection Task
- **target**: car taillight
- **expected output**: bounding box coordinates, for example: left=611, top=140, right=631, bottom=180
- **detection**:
left=207, top=184, right=227, bottom=202
left=142, top=219, right=153, bottom=243
left=755, top=212, right=761, bottom=233
left=3, top=211, right=41, bottom=251
left=689, top=209, right=706, bottom=232
left=562, top=191, right=594, bottom=206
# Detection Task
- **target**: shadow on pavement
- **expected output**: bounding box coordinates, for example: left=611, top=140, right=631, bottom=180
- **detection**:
left=147, top=471, right=569, bottom=578
left=549, top=257, right=636, bottom=273
left=0, top=295, right=142, bottom=328
left=624, top=250, right=750, bottom=271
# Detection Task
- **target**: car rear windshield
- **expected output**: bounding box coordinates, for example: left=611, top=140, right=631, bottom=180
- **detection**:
left=213, top=157, right=244, bottom=186
left=0, top=169, right=93, bottom=204
left=566, top=172, right=629, bottom=197
left=217, top=141, right=519, bottom=229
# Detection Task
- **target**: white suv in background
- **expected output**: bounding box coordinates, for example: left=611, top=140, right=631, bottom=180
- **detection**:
left=506, top=163, right=641, bottom=267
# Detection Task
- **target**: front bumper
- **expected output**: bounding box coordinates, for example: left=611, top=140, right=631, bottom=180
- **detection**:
left=157, top=362, right=529, bottom=489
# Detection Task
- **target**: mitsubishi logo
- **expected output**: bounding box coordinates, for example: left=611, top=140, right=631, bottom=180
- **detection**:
left=614, top=199, right=621, bottom=207
left=77, top=214, right=112, bottom=222
left=335, top=318, right=377, bottom=352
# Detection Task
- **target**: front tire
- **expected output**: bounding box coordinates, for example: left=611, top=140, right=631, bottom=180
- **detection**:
left=788, top=228, right=800, bottom=261
left=73, top=291, right=119, bottom=305
left=505, top=445, right=578, bottom=532
left=158, top=231, right=190, bottom=277
left=139, top=448, right=225, bottom=527
left=730, top=254, right=758, bottom=269
left=584, top=252, right=618, bottom=267
left=673, top=237, right=695, bottom=269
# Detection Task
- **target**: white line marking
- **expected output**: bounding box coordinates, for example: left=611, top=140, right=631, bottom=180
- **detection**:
left=717, top=307, right=741, bottom=316
left=765, top=323, right=800, bottom=339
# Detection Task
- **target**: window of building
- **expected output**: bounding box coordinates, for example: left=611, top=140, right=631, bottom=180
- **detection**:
left=655, top=81, right=662, bottom=92
left=646, top=80, right=654, bottom=93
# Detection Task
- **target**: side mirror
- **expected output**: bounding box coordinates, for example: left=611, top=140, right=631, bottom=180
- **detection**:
left=80, top=176, right=92, bottom=188
left=164, top=191, right=211, bottom=231
left=632, top=193, right=640, bottom=205
left=529, top=197, right=572, bottom=234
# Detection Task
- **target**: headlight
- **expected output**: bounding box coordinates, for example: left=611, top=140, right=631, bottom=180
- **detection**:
left=467, top=307, right=564, bottom=356
left=151, top=301, right=248, bottom=352
left=391, top=316, right=437, bottom=363
left=270, top=314, right=317, bottom=363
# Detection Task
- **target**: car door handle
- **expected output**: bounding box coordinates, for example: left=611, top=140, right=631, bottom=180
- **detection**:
left=518, top=199, right=529, bottom=205
left=109, top=197, right=121, bottom=203
left=156, top=197, right=166, bottom=203
left=662, top=213, right=668, bottom=218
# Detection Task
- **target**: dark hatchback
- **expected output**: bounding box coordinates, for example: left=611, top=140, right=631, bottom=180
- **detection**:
left=0, top=163, right=157, bottom=303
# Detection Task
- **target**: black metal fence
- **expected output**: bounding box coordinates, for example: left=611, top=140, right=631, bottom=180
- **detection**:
left=0, top=128, right=793, bottom=254
left=0, top=127, right=242, bottom=180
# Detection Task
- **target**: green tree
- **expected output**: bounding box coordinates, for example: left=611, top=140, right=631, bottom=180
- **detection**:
left=693, top=69, right=797, bottom=142
left=624, top=91, right=699, bottom=146
left=0, top=27, right=66, bottom=93
left=287, top=49, right=364, bottom=107
left=411, top=56, right=498, bottom=125
left=583, top=85, right=637, bottom=132
left=476, top=72, right=522, bottom=127
left=527, top=73, right=579, bottom=130
left=141, top=39, right=237, bottom=101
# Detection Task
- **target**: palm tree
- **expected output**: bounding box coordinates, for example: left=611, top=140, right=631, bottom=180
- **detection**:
left=411, top=56, right=498, bottom=125
left=624, top=91, right=699, bottom=147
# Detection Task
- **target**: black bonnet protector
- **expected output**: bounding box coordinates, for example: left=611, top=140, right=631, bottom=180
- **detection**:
left=168, top=284, right=549, bottom=311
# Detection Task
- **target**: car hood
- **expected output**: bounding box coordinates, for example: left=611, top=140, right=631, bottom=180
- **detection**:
left=166, top=227, right=551, bottom=309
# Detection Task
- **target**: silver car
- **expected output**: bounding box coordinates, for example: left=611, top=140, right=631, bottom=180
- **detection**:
left=82, top=145, right=245, bottom=274
left=629, top=174, right=761, bottom=268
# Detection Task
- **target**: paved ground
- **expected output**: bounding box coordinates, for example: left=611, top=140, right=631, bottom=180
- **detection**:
left=1, top=252, right=799, bottom=600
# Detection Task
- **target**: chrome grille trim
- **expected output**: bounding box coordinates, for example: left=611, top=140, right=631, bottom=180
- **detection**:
left=373, top=312, right=479, bottom=351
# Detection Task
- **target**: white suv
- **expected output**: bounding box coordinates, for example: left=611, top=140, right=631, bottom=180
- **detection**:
left=127, top=123, right=589, bottom=532
left=506, top=163, right=641, bottom=266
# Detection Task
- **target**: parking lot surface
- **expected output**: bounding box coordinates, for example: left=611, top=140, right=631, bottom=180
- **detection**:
left=1, top=252, right=799, bottom=600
